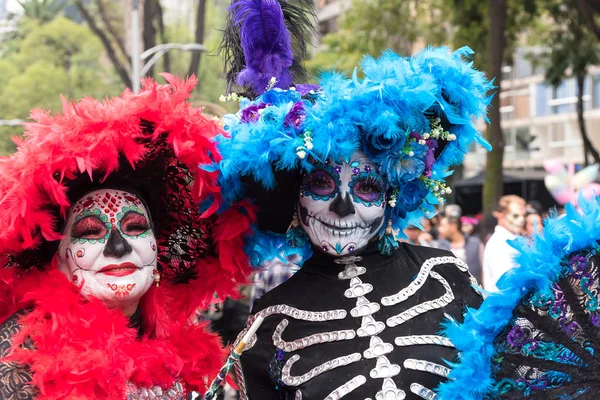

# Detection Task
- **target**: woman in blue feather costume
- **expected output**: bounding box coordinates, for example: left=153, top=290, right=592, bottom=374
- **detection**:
left=211, top=1, right=503, bottom=399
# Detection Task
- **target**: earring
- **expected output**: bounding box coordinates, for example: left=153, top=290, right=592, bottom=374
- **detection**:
left=378, top=219, right=399, bottom=256
left=153, top=272, right=161, bottom=287
left=286, top=211, right=309, bottom=248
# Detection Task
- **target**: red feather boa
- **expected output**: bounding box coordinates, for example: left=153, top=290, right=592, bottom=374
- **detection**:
left=0, top=266, right=226, bottom=399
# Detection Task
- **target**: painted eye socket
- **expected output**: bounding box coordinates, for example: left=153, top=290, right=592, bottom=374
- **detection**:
left=121, top=212, right=150, bottom=236
left=72, top=216, right=108, bottom=239
left=353, top=178, right=384, bottom=203
left=306, top=169, right=337, bottom=197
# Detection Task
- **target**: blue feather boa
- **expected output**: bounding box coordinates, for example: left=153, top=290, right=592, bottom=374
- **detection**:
left=244, top=229, right=312, bottom=268
left=438, top=194, right=600, bottom=399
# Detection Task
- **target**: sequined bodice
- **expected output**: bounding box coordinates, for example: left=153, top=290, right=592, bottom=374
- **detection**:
left=236, top=244, right=483, bottom=400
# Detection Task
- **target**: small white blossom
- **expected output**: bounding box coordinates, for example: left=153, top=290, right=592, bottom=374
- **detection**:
left=297, top=150, right=306, bottom=159
left=305, top=142, right=314, bottom=150
left=408, top=151, right=415, bottom=157
left=219, top=95, right=226, bottom=102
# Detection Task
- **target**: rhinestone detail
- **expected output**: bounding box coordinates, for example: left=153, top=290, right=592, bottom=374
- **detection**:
left=357, top=315, right=386, bottom=337
left=233, top=359, right=249, bottom=400
left=410, top=383, right=438, bottom=400
left=381, top=256, right=467, bottom=306
left=234, top=305, right=347, bottom=351
left=350, top=296, right=380, bottom=318
left=386, top=271, right=454, bottom=327
left=272, top=319, right=356, bottom=352
left=125, top=381, right=185, bottom=399
left=324, top=375, right=367, bottom=400
left=369, top=356, right=401, bottom=379
left=338, top=265, right=367, bottom=280
left=403, top=358, right=451, bottom=378
left=394, top=335, right=455, bottom=348
left=281, top=353, right=362, bottom=386
left=344, top=277, right=374, bottom=298
left=375, top=378, right=406, bottom=400
left=363, top=336, right=394, bottom=359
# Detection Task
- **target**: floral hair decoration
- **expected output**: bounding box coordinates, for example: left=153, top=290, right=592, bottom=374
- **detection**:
left=215, top=46, right=494, bottom=240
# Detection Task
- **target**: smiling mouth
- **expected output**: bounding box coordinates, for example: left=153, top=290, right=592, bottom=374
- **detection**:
left=97, top=262, right=140, bottom=277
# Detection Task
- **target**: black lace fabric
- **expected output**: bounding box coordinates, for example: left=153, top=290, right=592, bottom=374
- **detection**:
left=0, top=313, right=36, bottom=400
left=489, top=247, right=600, bottom=399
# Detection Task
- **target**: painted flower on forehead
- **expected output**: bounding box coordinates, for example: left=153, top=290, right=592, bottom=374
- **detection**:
left=362, top=108, right=407, bottom=160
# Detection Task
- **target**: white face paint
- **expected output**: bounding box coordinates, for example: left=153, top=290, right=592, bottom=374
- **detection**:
left=298, top=151, right=386, bottom=256
left=57, top=189, right=157, bottom=315
left=504, top=202, right=526, bottom=234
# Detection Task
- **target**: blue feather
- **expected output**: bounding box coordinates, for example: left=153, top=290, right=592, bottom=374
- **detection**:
left=438, top=194, right=600, bottom=399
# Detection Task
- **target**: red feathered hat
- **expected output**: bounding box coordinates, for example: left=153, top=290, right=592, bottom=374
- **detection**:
left=0, top=75, right=255, bottom=326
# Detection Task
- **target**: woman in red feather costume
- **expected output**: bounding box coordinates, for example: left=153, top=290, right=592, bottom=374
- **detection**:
left=0, top=75, right=255, bottom=399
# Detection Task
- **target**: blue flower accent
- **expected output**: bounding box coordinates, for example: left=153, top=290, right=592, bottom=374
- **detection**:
left=361, top=108, right=407, bottom=160
left=392, top=179, right=428, bottom=218
left=383, top=151, right=426, bottom=187
left=261, top=88, right=302, bottom=106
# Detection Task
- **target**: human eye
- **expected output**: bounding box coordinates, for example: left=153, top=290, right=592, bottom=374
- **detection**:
left=305, top=169, right=337, bottom=197
left=120, top=212, right=150, bottom=236
left=72, top=216, right=107, bottom=239
left=352, top=176, right=385, bottom=203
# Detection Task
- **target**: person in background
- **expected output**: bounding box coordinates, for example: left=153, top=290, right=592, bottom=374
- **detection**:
left=482, top=194, right=527, bottom=291
left=525, top=212, right=543, bottom=236
left=461, top=215, right=479, bottom=236
left=478, top=213, right=499, bottom=245
left=438, top=216, right=484, bottom=282
left=404, top=219, right=439, bottom=247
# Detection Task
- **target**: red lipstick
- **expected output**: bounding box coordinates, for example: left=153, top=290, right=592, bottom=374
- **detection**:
left=98, top=262, right=139, bottom=277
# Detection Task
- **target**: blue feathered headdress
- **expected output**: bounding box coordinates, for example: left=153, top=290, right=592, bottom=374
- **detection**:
left=215, top=46, right=493, bottom=236
left=438, top=194, right=600, bottom=399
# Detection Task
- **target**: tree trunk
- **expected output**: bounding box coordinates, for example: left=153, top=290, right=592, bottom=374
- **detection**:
left=74, top=0, right=132, bottom=88
left=156, top=0, right=170, bottom=73
left=188, top=0, right=207, bottom=78
left=96, top=0, right=131, bottom=66
left=576, top=71, right=600, bottom=166
left=143, top=0, right=158, bottom=77
left=482, top=0, right=507, bottom=214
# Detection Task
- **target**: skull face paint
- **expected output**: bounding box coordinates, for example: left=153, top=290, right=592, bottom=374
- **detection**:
left=298, top=151, right=386, bottom=256
left=504, top=202, right=526, bottom=234
left=57, top=189, right=157, bottom=315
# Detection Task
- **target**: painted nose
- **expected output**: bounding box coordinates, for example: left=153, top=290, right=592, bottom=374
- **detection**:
left=329, top=192, right=355, bottom=217
left=103, top=228, right=133, bottom=258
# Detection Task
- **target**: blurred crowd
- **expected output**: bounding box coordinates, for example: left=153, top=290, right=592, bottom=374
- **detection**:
left=406, top=195, right=547, bottom=291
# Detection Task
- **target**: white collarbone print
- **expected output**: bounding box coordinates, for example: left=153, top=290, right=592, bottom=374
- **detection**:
left=234, top=252, right=483, bottom=400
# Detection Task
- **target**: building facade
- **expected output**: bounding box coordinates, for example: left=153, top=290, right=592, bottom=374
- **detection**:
left=463, top=47, right=600, bottom=177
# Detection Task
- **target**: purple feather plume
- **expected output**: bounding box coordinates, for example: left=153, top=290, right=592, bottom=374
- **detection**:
left=230, top=0, right=294, bottom=94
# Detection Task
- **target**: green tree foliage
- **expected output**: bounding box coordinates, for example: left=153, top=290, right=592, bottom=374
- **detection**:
left=307, top=0, right=448, bottom=76
left=159, top=1, right=229, bottom=105
left=0, top=17, right=122, bottom=154
left=529, top=1, right=600, bottom=165
left=17, top=0, right=66, bottom=23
